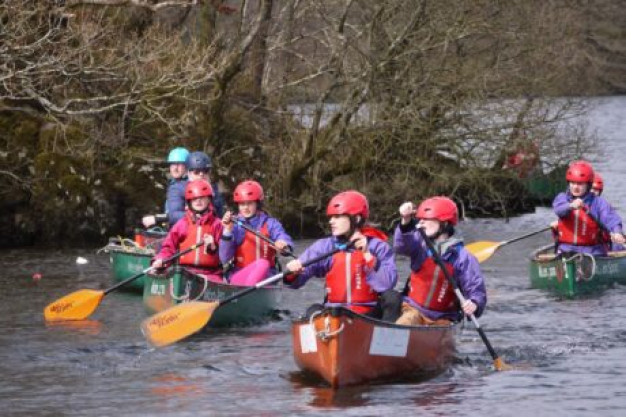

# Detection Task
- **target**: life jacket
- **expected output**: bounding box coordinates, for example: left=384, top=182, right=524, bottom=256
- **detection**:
left=179, top=212, right=221, bottom=270
left=235, top=219, right=276, bottom=269
left=407, top=245, right=460, bottom=313
left=325, top=250, right=377, bottom=314
left=557, top=207, right=601, bottom=246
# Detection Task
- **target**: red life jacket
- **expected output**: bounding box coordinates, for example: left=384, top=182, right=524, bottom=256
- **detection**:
left=325, top=250, right=377, bottom=314
left=407, top=256, right=458, bottom=313
left=235, top=221, right=277, bottom=269
left=557, top=208, right=601, bottom=246
left=179, top=212, right=221, bottom=270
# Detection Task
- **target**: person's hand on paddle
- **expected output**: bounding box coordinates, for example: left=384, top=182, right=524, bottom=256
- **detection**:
left=611, top=232, right=626, bottom=245
left=203, top=234, right=217, bottom=253
left=461, top=299, right=477, bottom=316
left=569, top=198, right=584, bottom=210
left=286, top=259, right=304, bottom=274
left=399, top=202, right=416, bottom=225
left=274, top=239, right=290, bottom=255
left=221, top=210, right=234, bottom=233
left=142, top=215, right=156, bottom=228
left=351, top=231, right=373, bottom=263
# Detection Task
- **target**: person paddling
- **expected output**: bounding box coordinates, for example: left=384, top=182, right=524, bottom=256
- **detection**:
left=552, top=161, right=625, bottom=256
left=142, top=147, right=189, bottom=228
left=284, top=191, right=398, bottom=320
left=394, top=197, right=487, bottom=326
left=220, top=180, right=294, bottom=285
left=152, top=180, right=224, bottom=283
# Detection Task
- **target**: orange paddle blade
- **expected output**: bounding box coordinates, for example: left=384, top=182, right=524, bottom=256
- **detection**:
left=465, top=241, right=500, bottom=263
left=140, top=301, right=219, bottom=348
left=43, top=289, right=105, bottom=322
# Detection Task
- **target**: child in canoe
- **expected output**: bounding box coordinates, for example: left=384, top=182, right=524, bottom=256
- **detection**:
left=284, top=191, right=399, bottom=320
left=220, top=180, right=294, bottom=286
left=152, top=179, right=224, bottom=283
left=552, top=161, right=625, bottom=255
left=394, top=197, right=487, bottom=326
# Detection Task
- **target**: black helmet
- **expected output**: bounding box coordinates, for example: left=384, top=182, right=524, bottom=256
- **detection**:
left=186, top=151, right=213, bottom=170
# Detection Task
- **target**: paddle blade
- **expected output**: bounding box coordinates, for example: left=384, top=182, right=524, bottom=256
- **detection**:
left=141, top=301, right=219, bottom=348
left=43, top=289, right=105, bottom=321
left=465, top=241, right=499, bottom=263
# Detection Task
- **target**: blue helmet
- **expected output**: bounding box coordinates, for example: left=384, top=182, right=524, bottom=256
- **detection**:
left=167, top=147, right=189, bottom=164
left=186, top=151, right=213, bottom=170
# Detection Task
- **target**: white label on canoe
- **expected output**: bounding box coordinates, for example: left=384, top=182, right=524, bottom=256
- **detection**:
left=299, top=324, right=318, bottom=354
left=369, top=327, right=409, bottom=357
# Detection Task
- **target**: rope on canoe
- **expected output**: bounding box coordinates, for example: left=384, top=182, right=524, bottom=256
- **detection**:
left=169, top=274, right=208, bottom=302
left=561, top=252, right=596, bottom=282
left=309, top=311, right=345, bottom=341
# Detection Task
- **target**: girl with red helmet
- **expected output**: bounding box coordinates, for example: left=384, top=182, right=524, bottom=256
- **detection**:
left=152, top=179, right=224, bottom=282
left=591, top=172, right=604, bottom=196
left=284, top=191, right=398, bottom=318
left=394, top=197, right=487, bottom=326
left=553, top=161, right=624, bottom=255
left=220, top=180, right=294, bottom=285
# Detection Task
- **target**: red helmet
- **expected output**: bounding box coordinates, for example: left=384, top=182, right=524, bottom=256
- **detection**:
left=592, top=173, right=604, bottom=191
left=233, top=180, right=264, bottom=203
left=185, top=179, right=213, bottom=200
left=416, top=197, right=458, bottom=225
left=566, top=160, right=594, bottom=183
left=326, top=190, right=369, bottom=219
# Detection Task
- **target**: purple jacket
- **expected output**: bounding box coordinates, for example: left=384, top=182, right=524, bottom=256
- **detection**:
left=553, top=191, right=624, bottom=255
left=165, top=178, right=188, bottom=226
left=394, top=226, right=487, bottom=321
left=219, top=211, right=294, bottom=272
left=286, top=236, right=398, bottom=304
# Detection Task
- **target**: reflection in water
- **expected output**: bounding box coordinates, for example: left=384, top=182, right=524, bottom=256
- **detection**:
left=149, top=373, right=204, bottom=398
left=44, top=319, right=103, bottom=335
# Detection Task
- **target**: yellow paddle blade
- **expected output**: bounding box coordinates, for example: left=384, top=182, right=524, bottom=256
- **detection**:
left=465, top=241, right=500, bottom=263
left=140, top=301, right=219, bottom=348
left=43, top=289, right=105, bottom=322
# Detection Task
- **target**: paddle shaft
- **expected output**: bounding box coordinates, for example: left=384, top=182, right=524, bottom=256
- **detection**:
left=500, top=225, right=552, bottom=247
left=104, top=242, right=203, bottom=294
left=416, top=227, right=504, bottom=369
left=218, top=242, right=352, bottom=307
left=234, top=219, right=296, bottom=258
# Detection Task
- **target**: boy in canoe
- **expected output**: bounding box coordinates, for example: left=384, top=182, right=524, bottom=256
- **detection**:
left=142, top=147, right=189, bottom=228
left=220, top=180, right=294, bottom=285
left=284, top=191, right=399, bottom=319
left=185, top=151, right=225, bottom=217
left=552, top=161, right=625, bottom=255
left=152, top=179, right=224, bottom=282
left=394, top=197, right=487, bottom=326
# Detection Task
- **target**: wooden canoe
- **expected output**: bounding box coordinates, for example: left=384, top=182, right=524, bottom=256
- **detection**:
left=143, top=266, right=281, bottom=327
left=292, top=307, right=458, bottom=388
left=529, top=244, right=626, bottom=297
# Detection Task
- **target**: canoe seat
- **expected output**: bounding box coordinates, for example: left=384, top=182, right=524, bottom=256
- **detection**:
left=536, top=253, right=557, bottom=262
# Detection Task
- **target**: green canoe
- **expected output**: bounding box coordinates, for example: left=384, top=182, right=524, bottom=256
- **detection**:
left=529, top=244, right=626, bottom=297
left=524, top=165, right=567, bottom=204
left=143, top=267, right=282, bottom=327
left=103, top=230, right=165, bottom=292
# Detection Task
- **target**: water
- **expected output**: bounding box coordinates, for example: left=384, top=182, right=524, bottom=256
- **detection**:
left=3, top=97, right=626, bottom=416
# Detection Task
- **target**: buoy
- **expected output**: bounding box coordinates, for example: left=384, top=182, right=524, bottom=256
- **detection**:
left=76, top=257, right=88, bottom=265
left=32, top=273, right=42, bottom=281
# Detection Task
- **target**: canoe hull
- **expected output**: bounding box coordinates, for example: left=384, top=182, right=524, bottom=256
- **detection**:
left=143, top=267, right=281, bottom=327
left=107, top=247, right=153, bottom=292
left=292, top=308, right=457, bottom=388
left=529, top=245, right=626, bottom=297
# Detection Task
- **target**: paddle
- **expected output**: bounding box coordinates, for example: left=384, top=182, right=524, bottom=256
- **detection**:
left=416, top=227, right=508, bottom=371
left=233, top=218, right=296, bottom=258
left=465, top=226, right=552, bottom=263
left=141, top=241, right=353, bottom=348
left=43, top=242, right=204, bottom=322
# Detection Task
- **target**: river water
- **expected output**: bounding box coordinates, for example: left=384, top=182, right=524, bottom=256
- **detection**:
left=2, top=97, right=626, bottom=416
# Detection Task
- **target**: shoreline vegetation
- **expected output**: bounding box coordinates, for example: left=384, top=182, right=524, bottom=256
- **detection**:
left=2, top=1, right=622, bottom=247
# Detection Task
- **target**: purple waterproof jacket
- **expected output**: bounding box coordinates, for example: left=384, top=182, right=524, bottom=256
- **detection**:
left=394, top=226, right=487, bottom=321
left=553, top=191, right=624, bottom=255
left=285, top=236, right=398, bottom=307
left=219, top=211, right=294, bottom=273
left=165, top=178, right=188, bottom=226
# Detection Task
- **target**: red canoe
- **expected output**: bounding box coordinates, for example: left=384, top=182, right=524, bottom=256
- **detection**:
left=291, top=307, right=458, bottom=388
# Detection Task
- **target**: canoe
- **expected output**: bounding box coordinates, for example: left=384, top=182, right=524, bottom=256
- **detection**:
left=523, top=164, right=567, bottom=204
left=143, top=266, right=281, bottom=327
left=529, top=244, right=626, bottom=297
left=292, top=307, right=458, bottom=388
